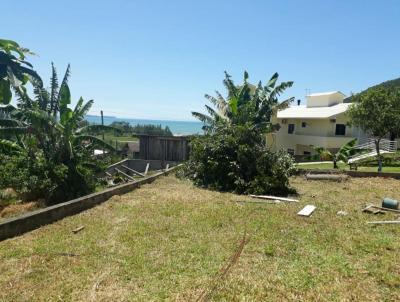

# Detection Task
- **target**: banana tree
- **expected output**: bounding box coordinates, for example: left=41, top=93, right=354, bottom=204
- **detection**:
left=311, top=138, right=358, bottom=169
left=0, top=39, right=41, bottom=105
left=192, top=71, right=294, bottom=133
left=0, top=65, right=117, bottom=159
left=0, top=64, right=119, bottom=203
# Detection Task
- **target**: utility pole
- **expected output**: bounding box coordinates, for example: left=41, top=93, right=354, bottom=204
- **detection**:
left=100, top=110, right=104, bottom=141
left=101, top=110, right=104, bottom=155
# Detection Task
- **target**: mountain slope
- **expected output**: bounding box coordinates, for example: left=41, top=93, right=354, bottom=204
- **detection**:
left=344, top=77, right=400, bottom=102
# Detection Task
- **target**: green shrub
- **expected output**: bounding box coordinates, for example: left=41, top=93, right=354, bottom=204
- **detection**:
left=180, top=124, right=296, bottom=195
left=0, top=153, right=98, bottom=204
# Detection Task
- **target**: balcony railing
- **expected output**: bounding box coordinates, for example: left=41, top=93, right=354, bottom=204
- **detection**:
left=292, top=131, right=353, bottom=138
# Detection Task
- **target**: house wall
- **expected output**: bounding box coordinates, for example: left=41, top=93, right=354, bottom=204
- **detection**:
left=306, top=93, right=344, bottom=107
left=268, top=112, right=363, bottom=155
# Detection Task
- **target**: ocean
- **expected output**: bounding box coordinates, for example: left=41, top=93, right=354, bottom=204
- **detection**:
left=85, top=115, right=203, bottom=135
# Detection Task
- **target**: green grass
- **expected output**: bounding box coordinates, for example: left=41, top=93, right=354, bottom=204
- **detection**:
left=1, top=175, right=400, bottom=301
left=298, top=162, right=400, bottom=173
left=96, top=134, right=138, bottom=145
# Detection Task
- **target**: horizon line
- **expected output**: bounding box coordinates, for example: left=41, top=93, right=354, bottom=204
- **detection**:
left=86, top=114, right=201, bottom=123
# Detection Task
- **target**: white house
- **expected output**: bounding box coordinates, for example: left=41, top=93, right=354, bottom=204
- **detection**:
left=267, top=91, right=367, bottom=156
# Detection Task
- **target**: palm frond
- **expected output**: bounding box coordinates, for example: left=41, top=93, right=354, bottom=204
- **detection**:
left=265, top=72, right=279, bottom=91
left=13, top=86, right=32, bottom=106
left=204, top=104, right=226, bottom=121
left=0, top=104, right=17, bottom=115
left=191, top=111, right=214, bottom=124
left=223, top=71, right=238, bottom=98
left=336, top=138, right=358, bottom=162
left=0, top=126, right=28, bottom=136
left=63, top=98, right=93, bottom=131
left=0, top=138, right=24, bottom=154
left=0, top=118, right=25, bottom=127
left=49, top=62, right=59, bottom=115
left=58, top=65, right=72, bottom=117
left=75, top=99, right=93, bottom=120
left=59, top=64, right=71, bottom=93
left=16, top=66, right=42, bottom=86
left=205, top=92, right=230, bottom=118
left=273, top=97, right=294, bottom=112
left=269, top=81, right=294, bottom=99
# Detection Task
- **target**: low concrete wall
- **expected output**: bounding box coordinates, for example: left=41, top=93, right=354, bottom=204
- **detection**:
left=0, top=167, right=177, bottom=242
left=297, top=169, right=400, bottom=179
left=346, top=170, right=400, bottom=179
left=107, top=159, right=179, bottom=174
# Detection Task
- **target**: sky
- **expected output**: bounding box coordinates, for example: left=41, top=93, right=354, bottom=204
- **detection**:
left=3, top=0, right=400, bottom=121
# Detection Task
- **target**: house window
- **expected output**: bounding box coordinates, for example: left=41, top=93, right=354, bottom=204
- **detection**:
left=303, top=151, right=311, bottom=155
left=335, top=124, right=346, bottom=136
left=301, top=122, right=307, bottom=128
left=287, top=149, right=294, bottom=155
left=288, top=124, right=295, bottom=134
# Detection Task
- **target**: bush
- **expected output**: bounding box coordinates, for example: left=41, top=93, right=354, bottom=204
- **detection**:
left=180, top=123, right=296, bottom=195
left=0, top=152, right=98, bottom=204
left=0, top=153, right=55, bottom=201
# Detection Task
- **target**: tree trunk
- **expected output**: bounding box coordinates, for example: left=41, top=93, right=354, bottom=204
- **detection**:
left=375, top=139, right=382, bottom=172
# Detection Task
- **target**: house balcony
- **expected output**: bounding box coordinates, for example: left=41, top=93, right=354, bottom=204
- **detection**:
left=268, top=132, right=356, bottom=149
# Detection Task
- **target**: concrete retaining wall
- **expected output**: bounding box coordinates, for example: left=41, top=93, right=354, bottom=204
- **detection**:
left=0, top=168, right=177, bottom=242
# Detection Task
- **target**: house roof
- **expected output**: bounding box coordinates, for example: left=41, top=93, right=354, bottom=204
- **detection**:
left=277, top=103, right=351, bottom=119
left=307, top=91, right=346, bottom=97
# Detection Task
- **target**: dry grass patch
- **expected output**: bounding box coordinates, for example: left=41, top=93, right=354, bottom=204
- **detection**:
left=0, top=201, right=43, bottom=222
left=1, top=175, right=400, bottom=301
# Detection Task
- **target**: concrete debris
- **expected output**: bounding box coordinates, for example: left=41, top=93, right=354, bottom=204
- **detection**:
left=250, top=195, right=299, bottom=203
left=362, top=205, right=384, bottom=215
left=306, top=174, right=348, bottom=181
left=297, top=205, right=316, bottom=217
left=72, top=226, right=85, bottom=234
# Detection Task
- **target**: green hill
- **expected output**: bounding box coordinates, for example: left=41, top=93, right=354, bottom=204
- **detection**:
left=344, top=77, right=400, bottom=102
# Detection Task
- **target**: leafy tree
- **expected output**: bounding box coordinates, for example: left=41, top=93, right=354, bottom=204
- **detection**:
left=347, top=87, right=400, bottom=172
left=311, top=138, right=358, bottom=169
left=0, top=39, right=41, bottom=104
left=0, top=64, right=118, bottom=203
left=109, top=121, right=173, bottom=136
left=109, top=121, right=131, bottom=134
left=182, top=72, right=296, bottom=195
left=181, top=123, right=296, bottom=195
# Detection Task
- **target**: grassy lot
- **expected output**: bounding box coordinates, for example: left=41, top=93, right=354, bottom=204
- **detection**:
left=298, top=162, right=400, bottom=173
left=1, top=175, right=400, bottom=301
left=96, top=134, right=138, bottom=145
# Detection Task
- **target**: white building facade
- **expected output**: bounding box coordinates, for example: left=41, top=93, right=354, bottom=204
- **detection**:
left=267, top=91, right=367, bottom=156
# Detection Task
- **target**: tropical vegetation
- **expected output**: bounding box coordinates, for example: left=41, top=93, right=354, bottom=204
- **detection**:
left=311, top=138, right=358, bottom=169
left=182, top=72, right=296, bottom=195
left=109, top=121, right=173, bottom=136
left=347, top=86, right=400, bottom=172
left=0, top=39, right=41, bottom=105
left=0, top=40, right=116, bottom=204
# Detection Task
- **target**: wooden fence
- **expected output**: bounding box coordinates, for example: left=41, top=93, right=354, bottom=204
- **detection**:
left=138, top=135, right=190, bottom=162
